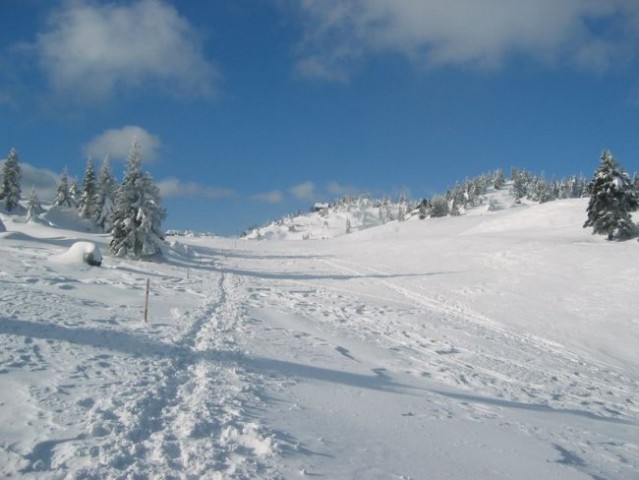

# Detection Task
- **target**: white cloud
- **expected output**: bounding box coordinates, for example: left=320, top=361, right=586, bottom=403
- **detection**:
left=35, top=0, right=218, bottom=101
left=251, top=190, right=285, bottom=204
left=288, top=0, right=638, bottom=80
left=158, top=177, right=235, bottom=200
left=84, top=126, right=161, bottom=163
left=289, top=181, right=316, bottom=200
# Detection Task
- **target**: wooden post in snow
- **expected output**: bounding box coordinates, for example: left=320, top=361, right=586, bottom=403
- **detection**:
left=144, top=278, right=150, bottom=323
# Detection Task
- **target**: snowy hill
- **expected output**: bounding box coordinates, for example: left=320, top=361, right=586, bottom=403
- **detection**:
left=242, top=195, right=414, bottom=240
left=241, top=182, right=547, bottom=241
left=1, top=197, right=638, bottom=479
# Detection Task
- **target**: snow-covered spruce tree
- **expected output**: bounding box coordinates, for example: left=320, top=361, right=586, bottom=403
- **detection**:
left=418, top=199, right=429, bottom=219
left=397, top=204, right=406, bottom=222
left=79, top=157, right=98, bottom=220
left=69, top=178, right=80, bottom=207
left=26, top=187, right=43, bottom=222
left=584, top=150, right=638, bottom=240
left=53, top=169, right=75, bottom=208
left=430, top=195, right=449, bottom=217
left=94, top=156, right=118, bottom=232
left=511, top=168, right=529, bottom=203
left=1, top=148, right=22, bottom=212
left=493, top=169, right=505, bottom=190
left=110, top=142, right=166, bottom=259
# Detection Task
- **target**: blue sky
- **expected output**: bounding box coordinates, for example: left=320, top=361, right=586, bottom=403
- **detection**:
left=2, top=0, right=639, bottom=235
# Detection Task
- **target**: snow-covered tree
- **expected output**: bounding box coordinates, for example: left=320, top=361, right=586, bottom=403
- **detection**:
left=584, top=150, right=638, bottom=240
left=418, top=199, right=428, bottom=219
left=69, top=178, right=80, bottom=207
left=94, top=157, right=118, bottom=232
left=511, top=168, right=530, bottom=203
left=397, top=204, right=406, bottom=222
left=345, top=217, right=352, bottom=234
left=430, top=195, right=449, bottom=217
left=53, top=169, right=75, bottom=208
left=0, top=148, right=22, bottom=212
left=26, top=187, right=43, bottom=222
left=531, top=177, right=552, bottom=203
left=79, top=157, right=98, bottom=220
left=110, top=142, right=166, bottom=259
left=493, top=169, right=505, bottom=190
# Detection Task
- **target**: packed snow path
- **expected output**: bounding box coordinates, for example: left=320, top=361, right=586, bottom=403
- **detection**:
left=1, top=201, right=638, bottom=479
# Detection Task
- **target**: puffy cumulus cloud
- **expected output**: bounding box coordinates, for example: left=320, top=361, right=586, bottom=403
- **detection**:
left=288, top=0, right=639, bottom=79
left=250, top=190, right=285, bottom=204
left=289, top=181, right=316, bottom=200
left=157, top=177, right=236, bottom=200
left=84, top=126, right=161, bottom=163
left=35, top=0, right=218, bottom=101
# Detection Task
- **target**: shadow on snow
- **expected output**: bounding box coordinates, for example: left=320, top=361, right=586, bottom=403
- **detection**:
left=1, top=317, right=635, bottom=427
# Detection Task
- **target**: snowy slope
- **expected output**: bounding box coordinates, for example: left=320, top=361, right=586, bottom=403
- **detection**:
left=242, top=196, right=411, bottom=241
left=0, top=198, right=638, bottom=479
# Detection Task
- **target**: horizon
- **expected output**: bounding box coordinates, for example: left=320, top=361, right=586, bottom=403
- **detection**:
left=2, top=1, right=639, bottom=235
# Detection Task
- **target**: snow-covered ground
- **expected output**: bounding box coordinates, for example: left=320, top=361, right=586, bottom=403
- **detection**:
left=1, top=197, right=638, bottom=479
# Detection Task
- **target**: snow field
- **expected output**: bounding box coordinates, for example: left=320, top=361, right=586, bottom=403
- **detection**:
left=1, top=196, right=638, bottom=479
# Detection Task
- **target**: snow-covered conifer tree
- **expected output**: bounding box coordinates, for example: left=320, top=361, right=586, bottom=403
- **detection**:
left=430, top=195, right=449, bottom=217
left=94, top=157, right=118, bottom=232
left=418, top=199, right=428, bottom=219
left=69, top=178, right=80, bottom=207
left=511, top=169, right=528, bottom=203
left=584, top=150, right=638, bottom=240
left=110, top=142, right=166, bottom=259
left=53, top=169, right=75, bottom=208
left=79, top=157, right=98, bottom=220
left=397, top=204, right=406, bottom=222
left=345, top=217, right=352, bottom=234
left=1, top=148, right=22, bottom=212
left=493, top=169, right=505, bottom=190
left=26, top=187, right=43, bottom=222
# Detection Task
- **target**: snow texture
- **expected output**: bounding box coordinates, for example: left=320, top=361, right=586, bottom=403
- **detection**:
left=0, top=190, right=638, bottom=479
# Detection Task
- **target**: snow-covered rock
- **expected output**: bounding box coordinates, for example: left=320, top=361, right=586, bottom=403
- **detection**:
left=52, top=241, right=102, bottom=266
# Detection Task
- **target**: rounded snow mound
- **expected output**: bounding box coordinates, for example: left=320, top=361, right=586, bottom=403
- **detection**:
left=42, top=206, right=97, bottom=232
left=52, top=241, right=102, bottom=267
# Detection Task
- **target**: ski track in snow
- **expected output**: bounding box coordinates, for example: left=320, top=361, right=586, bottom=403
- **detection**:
left=0, top=242, right=281, bottom=479
left=1, top=207, right=639, bottom=479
